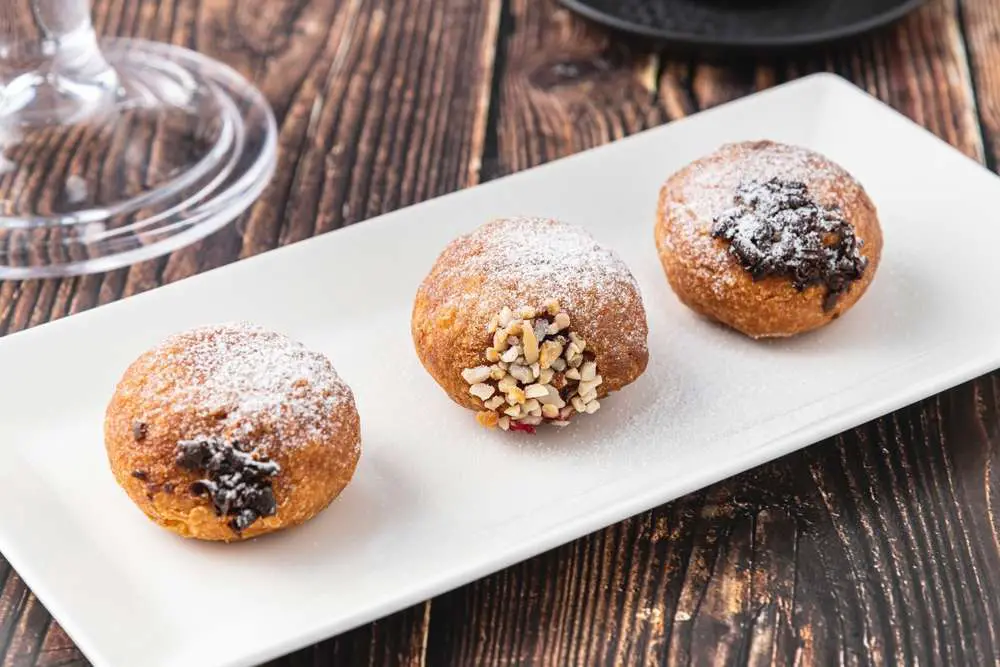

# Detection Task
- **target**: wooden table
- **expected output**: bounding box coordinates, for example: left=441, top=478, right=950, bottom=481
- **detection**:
left=2, top=0, right=1000, bottom=665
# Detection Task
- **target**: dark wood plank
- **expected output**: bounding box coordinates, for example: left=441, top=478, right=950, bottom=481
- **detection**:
left=960, top=0, right=1000, bottom=170
left=424, top=0, right=1000, bottom=665
left=2, top=592, right=47, bottom=667
left=266, top=602, right=431, bottom=667
left=3, top=0, right=1000, bottom=666
left=34, top=623, right=87, bottom=667
left=0, top=566, right=28, bottom=663
left=0, top=0, right=501, bottom=665
left=482, top=0, right=666, bottom=180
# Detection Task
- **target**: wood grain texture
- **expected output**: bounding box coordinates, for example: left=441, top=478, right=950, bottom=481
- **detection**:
left=482, top=0, right=666, bottom=179
left=0, top=0, right=500, bottom=664
left=424, top=0, right=1000, bottom=666
left=3, top=0, right=1000, bottom=666
left=959, top=0, right=1000, bottom=169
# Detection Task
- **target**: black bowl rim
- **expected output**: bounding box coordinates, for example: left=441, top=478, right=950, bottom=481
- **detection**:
left=558, top=0, right=927, bottom=49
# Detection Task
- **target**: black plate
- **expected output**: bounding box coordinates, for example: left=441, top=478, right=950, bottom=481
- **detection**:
left=560, top=0, right=926, bottom=49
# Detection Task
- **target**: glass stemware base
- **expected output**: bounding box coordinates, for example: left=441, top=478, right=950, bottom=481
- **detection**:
left=0, top=38, right=277, bottom=280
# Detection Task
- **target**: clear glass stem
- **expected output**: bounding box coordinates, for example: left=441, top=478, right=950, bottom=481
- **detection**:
left=0, top=0, right=118, bottom=127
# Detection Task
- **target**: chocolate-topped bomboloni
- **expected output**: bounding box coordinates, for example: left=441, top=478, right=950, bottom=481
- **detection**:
left=655, top=140, right=882, bottom=338
left=104, top=323, right=361, bottom=542
left=412, top=217, right=649, bottom=432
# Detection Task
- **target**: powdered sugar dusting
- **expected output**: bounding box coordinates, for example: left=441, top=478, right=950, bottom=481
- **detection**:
left=140, top=322, right=355, bottom=451
left=427, top=217, right=646, bottom=350
left=683, top=141, right=847, bottom=196
left=712, top=178, right=867, bottom=309
left=659, top=140, right=867, bottom=300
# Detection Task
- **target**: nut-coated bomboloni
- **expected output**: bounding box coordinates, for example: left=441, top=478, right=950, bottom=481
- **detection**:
left=412, top=217, right=649, bottom=433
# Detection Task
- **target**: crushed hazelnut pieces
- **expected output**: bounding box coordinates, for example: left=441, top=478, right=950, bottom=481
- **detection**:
left=463, top=300, right=602, bottom=432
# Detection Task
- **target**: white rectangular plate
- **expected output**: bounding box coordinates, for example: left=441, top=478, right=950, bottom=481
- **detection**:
left=2, top=73, right=999, bottom=667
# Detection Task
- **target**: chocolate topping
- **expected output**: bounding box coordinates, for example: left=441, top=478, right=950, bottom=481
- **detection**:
left=132, top=421, right=148, bottom=442
left=711, top=178, right=867, bottom=311
left=175, top=436, right=280, bottom=533
left=131, top=470, right=149, bottom=481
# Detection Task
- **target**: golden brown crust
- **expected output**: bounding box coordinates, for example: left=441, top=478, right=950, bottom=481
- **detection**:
left=654, top=140, right=883, bottom=338
left=104, top=323, right=361, bottom=542
left=412, top=217, right=649, bottom=424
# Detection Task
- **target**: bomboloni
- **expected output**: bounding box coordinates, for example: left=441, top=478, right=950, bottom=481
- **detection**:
left=654, top=140, right=882, bottom=338
left=412, top=216, right=649, bottom=432
left=104, top=323, right=361, bottom=542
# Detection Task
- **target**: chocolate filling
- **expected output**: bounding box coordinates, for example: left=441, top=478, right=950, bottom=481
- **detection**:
left=175, top=436, right=280, bottom=533
left=711, top=178, right=867, bottom=311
